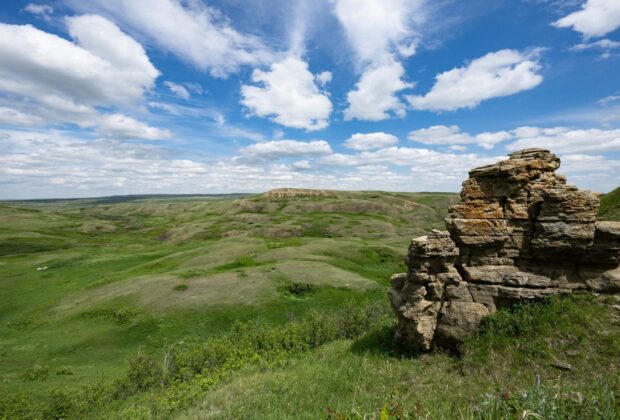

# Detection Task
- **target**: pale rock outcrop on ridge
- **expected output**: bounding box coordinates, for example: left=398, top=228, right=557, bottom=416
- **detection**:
left=389, top=148, right=620, bottom=352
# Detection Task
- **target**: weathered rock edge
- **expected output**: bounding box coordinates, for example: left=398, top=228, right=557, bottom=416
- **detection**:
left=389, top=148, right=620, bottom=352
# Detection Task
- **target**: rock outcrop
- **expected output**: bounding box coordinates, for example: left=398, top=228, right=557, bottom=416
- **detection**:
left=389, top=149, right=620, bottom=352
left=263, top=188, right=333, bottom=199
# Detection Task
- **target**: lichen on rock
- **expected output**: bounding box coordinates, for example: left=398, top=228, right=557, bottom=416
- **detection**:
left=389, top=148, right=620, bottom=352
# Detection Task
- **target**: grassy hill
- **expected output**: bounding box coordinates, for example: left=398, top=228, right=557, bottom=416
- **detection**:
left=1, top=191, right=618, bottom=419
left=599, top=186, right=620, bottom=221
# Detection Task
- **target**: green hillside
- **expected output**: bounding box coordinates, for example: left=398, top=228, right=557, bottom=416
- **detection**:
left=1, top=191, right=618, bottom=419
left=599, top=187, right=620, bottom=221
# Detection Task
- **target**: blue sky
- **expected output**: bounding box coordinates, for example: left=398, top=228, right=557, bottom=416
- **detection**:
left=0, top=0, right=619, bottom=199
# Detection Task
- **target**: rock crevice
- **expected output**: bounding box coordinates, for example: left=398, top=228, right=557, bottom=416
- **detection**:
left=389, top=149, right=620, bottom=352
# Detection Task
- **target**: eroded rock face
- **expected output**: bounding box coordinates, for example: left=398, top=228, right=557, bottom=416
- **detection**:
left=389, top=148, right=620, bottom=351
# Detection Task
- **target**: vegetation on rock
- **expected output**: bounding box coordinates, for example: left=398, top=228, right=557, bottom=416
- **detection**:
left=599, top=186, right=620, bottom=221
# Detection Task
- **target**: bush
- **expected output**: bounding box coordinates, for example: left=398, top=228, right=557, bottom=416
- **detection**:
left=173, top=283, right=189, bottom=291
left=115, top=350, right=161, bottom=397
left=81, top=308, right=138, bottom=325
left=284, top=281, right=315, bottom=296
left=55, top=366, right=73, bottom=376
left=22, top=364, right=49, bottom=381
left=43, top=390, right=73, bottom=420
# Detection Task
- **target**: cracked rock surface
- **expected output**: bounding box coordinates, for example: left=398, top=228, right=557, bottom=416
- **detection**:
left=389, top=148, right=620, bottom=352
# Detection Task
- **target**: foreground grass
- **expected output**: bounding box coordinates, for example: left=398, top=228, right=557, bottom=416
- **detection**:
left=3, top=294, right=616, bottom=419
left=181, top=294, right=620, bottom=419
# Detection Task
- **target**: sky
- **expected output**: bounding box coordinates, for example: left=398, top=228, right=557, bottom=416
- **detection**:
left=0, top=0, right=619, bottom=199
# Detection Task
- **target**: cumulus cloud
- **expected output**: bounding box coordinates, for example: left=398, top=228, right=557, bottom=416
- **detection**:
left=240, top=56, right=332, bottom=131
left=0, top=17, right=172, bottom=138
left=98, top=114, right=171, bottom=140
left=0, top=17, right=158, bottom=108
left=553, top=0, right=620, bottom=38
left=333, top=0, right=424, bottom=63
left=507, top=126, right=620, bottom=154
left=23, top=3, right=53, bottom=17
left=408, top=125, right=512, bottom=149
left=239, top=140, right=333, bottom=161
left=319, top=147, right=500, bottom=187
left=164, top=81, right=190, bottom=100
left=333, top=0, right=423, bottom=121
left=344, top=61, right=412, bottom=121
left=344, top=132, right=399, bottom=151
left=292, top=160, right=312, bottom=170
left=2, top=126, right=618, bottom=199
left=65, top=0, right=275, bottom=77
left=315, top=71, right=333, bottom=86
left=407, top=49, right=543, bottom=112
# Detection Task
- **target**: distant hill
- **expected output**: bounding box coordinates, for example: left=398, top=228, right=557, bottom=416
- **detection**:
left=598, top=186, right=620, bottom=221
left=1, top=193, right=252, bottom=205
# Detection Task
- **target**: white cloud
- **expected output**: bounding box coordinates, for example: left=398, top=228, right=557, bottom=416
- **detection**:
left=164, top=81, right=190, bottom=100
left=598, top=94, right=620, bottom=105
left=407, top=49, right=543, bottom=112
left=344, top=132, right=399, bottom=151
left=239, top=139, right=333, bottom=161
left=0, top=17, right=171, bottom=139
left=65, top=0, right=275, bottom=77
left=98, top=114, right=171, bottom=140
left=333, top=0, right=424, bottom=63
left=507, top=126, right=620, bottom=154
left=315, top=71, right=333, bottom=86
left=344, top=61, right=412, bottom=121
left=571, top=38, right=620, bottom=50
left=240, top=56, right=332, bottom=131
left=292, top=160, right=312, bottom=170
left=24, top=4, right=53, bottom=16
left=0, top=17, right=158, bottom=111
left=408, top=125, right=512, bottom=149
left=320, top=147, right=489, bottom=167
left=570, top=38, right=620, bottom=58
left=1, top=127, right=617, bottom=199
left=553, top=0, right=620, bottom=38
left=333, top=0, right=423, bottom=121
left=0, top=107, right=43, bottom=126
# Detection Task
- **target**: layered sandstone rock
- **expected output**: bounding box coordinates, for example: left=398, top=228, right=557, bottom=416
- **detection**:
left=389, top=148, right=620, bottom=352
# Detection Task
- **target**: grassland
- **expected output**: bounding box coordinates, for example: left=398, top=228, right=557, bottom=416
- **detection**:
left=0, top=190, right=618, bottom=419
left=599, top=187, right=620, bottom=221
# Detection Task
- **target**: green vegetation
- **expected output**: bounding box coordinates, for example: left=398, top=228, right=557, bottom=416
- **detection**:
left=1, top=191, right=618, bottom=419
left=599, top=186, right=620, bottom=221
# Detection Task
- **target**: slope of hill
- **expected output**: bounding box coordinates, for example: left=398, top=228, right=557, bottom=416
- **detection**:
left=599, top=186, right=620, bottom=221
left=0, top=191, right=456, bottom=414
left=1, top=191, right=618, bottom=419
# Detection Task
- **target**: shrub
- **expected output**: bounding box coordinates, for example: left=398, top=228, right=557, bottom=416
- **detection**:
left=43, top=390, right=73, bottom=420
left=55, top=366, right=73, bottom=376
left=114, top=350, right=161, bottom=398
left=173, top=283, right=189, bottom=292
left=81, top=308, right=139, bottom=325
left=283, top=281, right=315, bottom=296
left=22, top=364, right=49, bottom=381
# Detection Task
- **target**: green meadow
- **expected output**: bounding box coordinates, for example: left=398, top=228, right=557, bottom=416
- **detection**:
left=0, top=191, right=618, bottom=419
